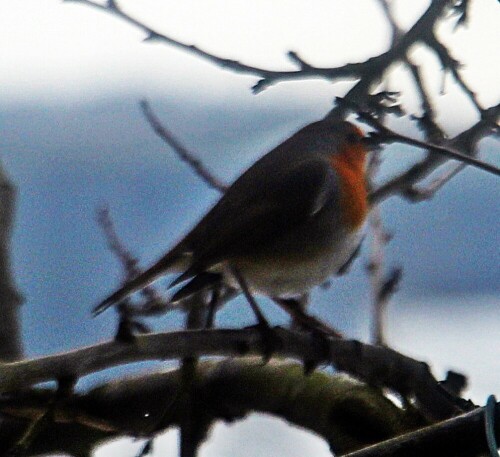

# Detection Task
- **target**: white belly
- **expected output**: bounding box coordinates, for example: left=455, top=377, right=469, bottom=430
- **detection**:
left=223, top=227, right=364, bottom=297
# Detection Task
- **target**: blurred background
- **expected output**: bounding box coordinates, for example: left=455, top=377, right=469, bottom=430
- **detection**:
left=1, top=1, right=499, bottom=455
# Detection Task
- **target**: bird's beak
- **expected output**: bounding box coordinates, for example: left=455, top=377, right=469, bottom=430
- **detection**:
left=361, top=133, right=380, bottom=149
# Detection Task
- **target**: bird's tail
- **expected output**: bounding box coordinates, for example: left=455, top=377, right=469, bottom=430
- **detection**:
left=93, top=249, right=186, bottom=316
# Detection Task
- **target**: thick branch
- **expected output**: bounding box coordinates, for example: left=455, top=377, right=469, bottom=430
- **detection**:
left=0, top=360, right=424, bottom=456
left=344, top=404, right=499, bottom=457
left=0, top=328, right=467, bottom=420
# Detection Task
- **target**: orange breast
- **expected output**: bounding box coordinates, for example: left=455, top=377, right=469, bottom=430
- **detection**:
left=330, top=144, right=368, bottom=230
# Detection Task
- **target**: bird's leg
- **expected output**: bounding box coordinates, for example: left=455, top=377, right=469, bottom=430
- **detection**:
left=230, top=266, right=270, bottom=327
left=114, top=301, right=151, bottom=343
left=273, top=297, right=342, bottom=338
left=337, top=237, right=364, bottom=276
left=204, top=286, right=239, bottom=329
left=205, top=285, right=221, bottom=329
left=230, top=265, right=277, bottom=362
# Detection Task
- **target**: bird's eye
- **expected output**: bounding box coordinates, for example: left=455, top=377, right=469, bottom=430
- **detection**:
left=345, top=132, right=361, bottom=144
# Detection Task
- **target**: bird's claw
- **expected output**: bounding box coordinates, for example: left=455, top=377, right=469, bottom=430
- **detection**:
left=245, top=322, right=281, bottom=363
left=302, top=328, right=331, bottom=375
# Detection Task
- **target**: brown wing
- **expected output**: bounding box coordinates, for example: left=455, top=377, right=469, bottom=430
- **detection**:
left=178, top=157, right=340, bottom=277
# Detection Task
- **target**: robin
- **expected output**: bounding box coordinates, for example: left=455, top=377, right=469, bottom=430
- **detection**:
left=94, top=118, right=369, bottom=327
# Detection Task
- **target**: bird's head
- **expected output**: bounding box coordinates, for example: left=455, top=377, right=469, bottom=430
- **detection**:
left=304, top=119, right=368, bottom=168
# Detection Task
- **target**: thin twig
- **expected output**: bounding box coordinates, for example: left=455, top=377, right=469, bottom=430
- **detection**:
left=367, top=208, right=390, bottom=346
left=327, top=0, right=452, bottom=119
left=97, top=206, right=171, bottom=316
left=376, top=0, right=403, bottom=45
left=97, top=206, right=140, bottom=282
left=404, top=162, right=467, bottom=202
left=359, top=111, right=500, bottom=179
left=69, top=0, right=454, bottom=96
left=6, top=408, right=54, bottom=455
left=140, top=100, right=227, bottom=193
left=66, top=0, right=367, bottom=93
left=405, top=59, right=445, bottom=142
left=366, top=151, right=402, bottom=346
left=425, top=33, right=482, bottom=113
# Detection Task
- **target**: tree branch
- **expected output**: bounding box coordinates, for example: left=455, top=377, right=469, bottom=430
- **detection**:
left=365, top=151, right=396, bottom=346
left=69, top=0, right=455, bottom=96
left=361, top=111, right=500, bottom=178
left=368, top=102, right=500, bottom=205
left=375, top=0, right=403, bottom=46
left=66, top=0, right=368, bottom=93
left=140, top=100, right=227, bottom=193
left=366, top=205, right=401, bottom=347
left=327, top=0, right=453, bottom=118
left=0, top=162, right=23, bottom=362
left=0, top=327, right=468, bottom=420
left=405, top=59, right=444, bottom=142
left=424, top=33, right=482, bottom=113
left=97, top=206, right=171, bottom=317
left=404, top=162, right=467, bottom=202
left=1, top=359, right=426, bottom=456
left=344, top=402, right=499, bottom=457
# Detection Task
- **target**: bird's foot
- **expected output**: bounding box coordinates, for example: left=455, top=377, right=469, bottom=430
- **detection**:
left=302, top=328, right=332, bottom=375
left=245, top=321, right=281, bottom=363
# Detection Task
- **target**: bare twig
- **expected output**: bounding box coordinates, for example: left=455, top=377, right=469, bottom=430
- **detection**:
left=390, top=135, right=498, bottom=173
left=140, top=100, right=227, bottom=193
left=66, top=0, right=368, bottom=93
left=69, top=0, right=456, bottom=98
left=361, top=111, right=499, bottom=177
left=97, top=206, right=141, bottom=282
left=6, top=408, right=53, bottom=455
left=376, top=0, right=403, bottom=45
left=404, top=162, right=467, bottom=202
left=97, top=206, right=171, bottom=316
left=327, top=0, right=452, bottom=119
left=367, top=208, right=397, bottom=347
left=369, top=103, right=500, bottom=205
left=424, top=33, right=482, bottom=113
left=365, top=151, right=402, bottom=346
left=405, top=60, right=444, bottom=142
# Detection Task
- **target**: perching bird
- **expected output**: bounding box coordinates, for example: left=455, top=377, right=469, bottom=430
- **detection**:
left=94, top=118, right=369, bottom=321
